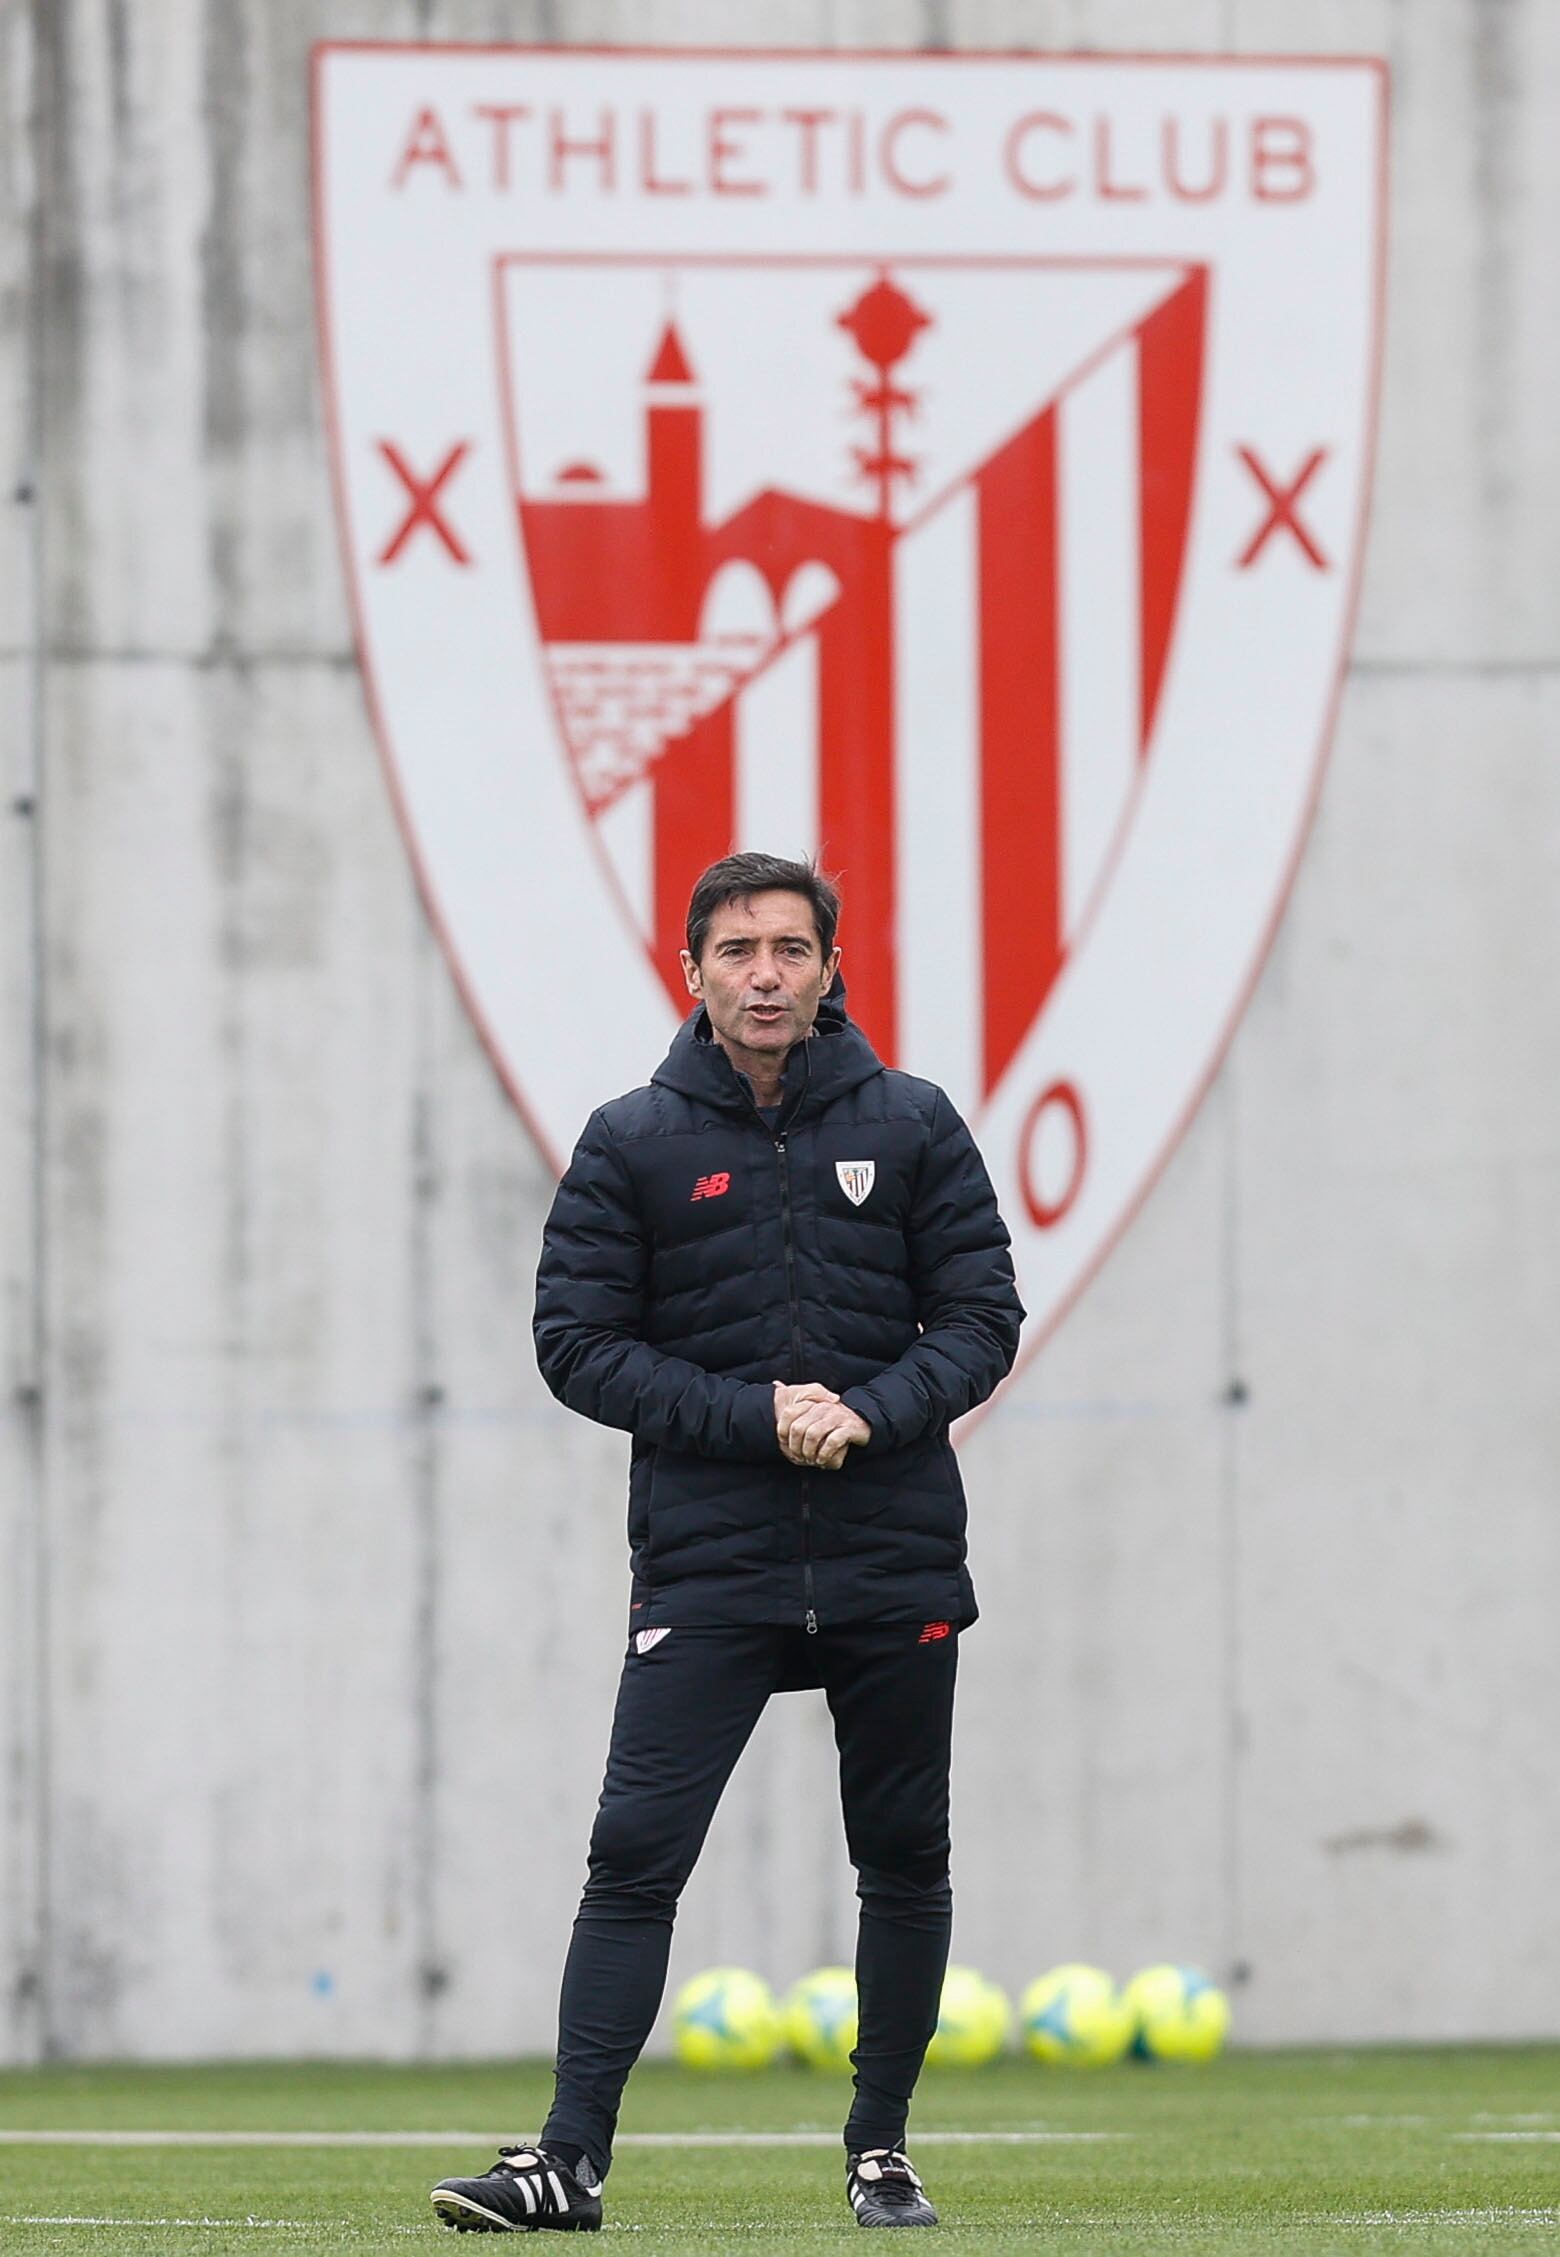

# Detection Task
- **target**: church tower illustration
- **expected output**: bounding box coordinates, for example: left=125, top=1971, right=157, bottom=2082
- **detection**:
left=644, top=320, right=703, bottom=635
left=519, top=296, right=909, bottom=1042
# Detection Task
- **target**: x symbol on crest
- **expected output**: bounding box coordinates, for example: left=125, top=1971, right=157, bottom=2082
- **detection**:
left=1235, top=446, right=1331, bottom=571
left=376, top=439, right=473, bottom=567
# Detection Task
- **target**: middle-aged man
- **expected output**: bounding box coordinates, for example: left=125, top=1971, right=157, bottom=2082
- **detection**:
left=433, top=852, right=1024, bottom=2235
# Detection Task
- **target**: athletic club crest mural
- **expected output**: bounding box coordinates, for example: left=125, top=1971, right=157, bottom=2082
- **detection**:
left=313, top=44, right=1386, bottom=1366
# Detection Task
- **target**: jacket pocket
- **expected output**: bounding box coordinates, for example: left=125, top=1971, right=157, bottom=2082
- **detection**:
left=643, top=1450, right=783, bottom=1580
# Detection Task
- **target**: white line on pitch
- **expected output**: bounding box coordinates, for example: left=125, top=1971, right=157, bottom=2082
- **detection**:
left=0, top=2131, right=491, bottom=2148
left=0, top=2126, right=1121, bottom=2150
left=628, top=2130, right=1122, bottom=2146
left=2, top=2224, right=312, bottom=2236
left=1456, top=2130, right=1560, bottom=2142
left=1334, top=2209, right=1560, bottom=2227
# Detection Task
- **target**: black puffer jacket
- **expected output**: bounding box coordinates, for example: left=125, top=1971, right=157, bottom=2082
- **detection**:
left=533, top=990, right=1024, bottom=1628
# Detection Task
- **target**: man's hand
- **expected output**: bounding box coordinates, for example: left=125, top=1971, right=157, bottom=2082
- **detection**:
left=773, top=1381, right=871, bottom=1470
left=773, top=1380, right=835, bottom=1455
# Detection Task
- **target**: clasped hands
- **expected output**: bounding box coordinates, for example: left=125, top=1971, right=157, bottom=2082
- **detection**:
left=772, top=1381, right=871, bottom=1471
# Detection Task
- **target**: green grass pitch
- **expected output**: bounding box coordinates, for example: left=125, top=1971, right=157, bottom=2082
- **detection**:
left=1, top=2048, right=1557, bottom=2253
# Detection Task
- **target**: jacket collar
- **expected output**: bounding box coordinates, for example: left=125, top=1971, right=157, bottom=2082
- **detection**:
left=650, top=979, right=883, bottom=1122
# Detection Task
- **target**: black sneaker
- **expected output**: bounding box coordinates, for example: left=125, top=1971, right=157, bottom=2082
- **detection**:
left=847, top=2148, right=938, bottom=2228
left=430, top=2145, right=603, bottom=2233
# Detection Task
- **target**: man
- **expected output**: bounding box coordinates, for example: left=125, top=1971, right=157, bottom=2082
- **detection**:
left=432, top=853, right=1023, bottom=2235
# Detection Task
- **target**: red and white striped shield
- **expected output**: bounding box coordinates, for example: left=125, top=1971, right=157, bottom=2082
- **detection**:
left=314, top=43, right=1386, bottom=1373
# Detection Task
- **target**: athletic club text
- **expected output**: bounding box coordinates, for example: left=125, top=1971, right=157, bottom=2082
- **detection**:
left=389, top=102, right=1318, bottom=207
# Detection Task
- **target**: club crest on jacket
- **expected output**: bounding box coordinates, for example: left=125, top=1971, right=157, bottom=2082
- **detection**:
left=836, top=1161, right=876, bottom=1207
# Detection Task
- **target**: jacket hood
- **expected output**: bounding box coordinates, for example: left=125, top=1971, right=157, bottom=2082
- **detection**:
left=651, top=977, right=884, bottom=1118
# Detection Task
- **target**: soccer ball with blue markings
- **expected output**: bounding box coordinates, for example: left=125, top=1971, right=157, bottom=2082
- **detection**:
left=671, top=1966, right=782, bottom=2071
left=1124, top=1963, right=1231, bottom=2062
left=783, top=1966, right=859, bottom=2071
left=1020, top=1964, right=1135, bottom=2067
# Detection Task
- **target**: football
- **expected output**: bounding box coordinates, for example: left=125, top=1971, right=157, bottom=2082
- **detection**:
left=1125, top=1964, right=1232, bottom=2062
left=783, top=1966, right=859, bottom=2071
left=1020, top=1964, right=1135, bottom=2067
left=671, top=1967, right=783, bottom=2071
left=924, top=1965, right=1011, bottom=2067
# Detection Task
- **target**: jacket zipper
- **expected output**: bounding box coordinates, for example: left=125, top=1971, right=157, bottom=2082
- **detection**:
left=774, top=1134, right=818, bottom=1635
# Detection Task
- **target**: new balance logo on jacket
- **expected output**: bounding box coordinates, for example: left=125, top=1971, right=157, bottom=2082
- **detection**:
left=690, top=1171, right=730, bottom=1201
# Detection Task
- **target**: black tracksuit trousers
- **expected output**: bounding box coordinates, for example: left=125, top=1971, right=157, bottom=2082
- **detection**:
left=542, top=1619, right=959, bottom=2178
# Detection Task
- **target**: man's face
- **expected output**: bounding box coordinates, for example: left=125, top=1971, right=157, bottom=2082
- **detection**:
left=681, top=891, right=841, bottom=1064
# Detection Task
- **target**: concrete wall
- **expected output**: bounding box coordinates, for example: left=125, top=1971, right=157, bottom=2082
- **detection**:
left=2, top=0, right=1557, bottom=2062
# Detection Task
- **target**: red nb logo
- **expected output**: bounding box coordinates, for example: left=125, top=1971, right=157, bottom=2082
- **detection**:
left=918, top=1621, right=952, bottom=1644
left=690, top=1172, right=731, bottom=1202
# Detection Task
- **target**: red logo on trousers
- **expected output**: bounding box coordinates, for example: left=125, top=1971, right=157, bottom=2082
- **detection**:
left=691, top=1171, right=731, bottom=1201
left=918, top=1621, right=952, bottom=1643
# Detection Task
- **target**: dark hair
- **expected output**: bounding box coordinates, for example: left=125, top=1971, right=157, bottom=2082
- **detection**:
left=685, top=853, right=841, bottom=965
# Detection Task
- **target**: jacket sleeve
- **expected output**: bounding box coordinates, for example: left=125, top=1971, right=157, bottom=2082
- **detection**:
left=533, top=1110, right=781, bottom=1461
left=839, top=1092, right=1025, bottom=1453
